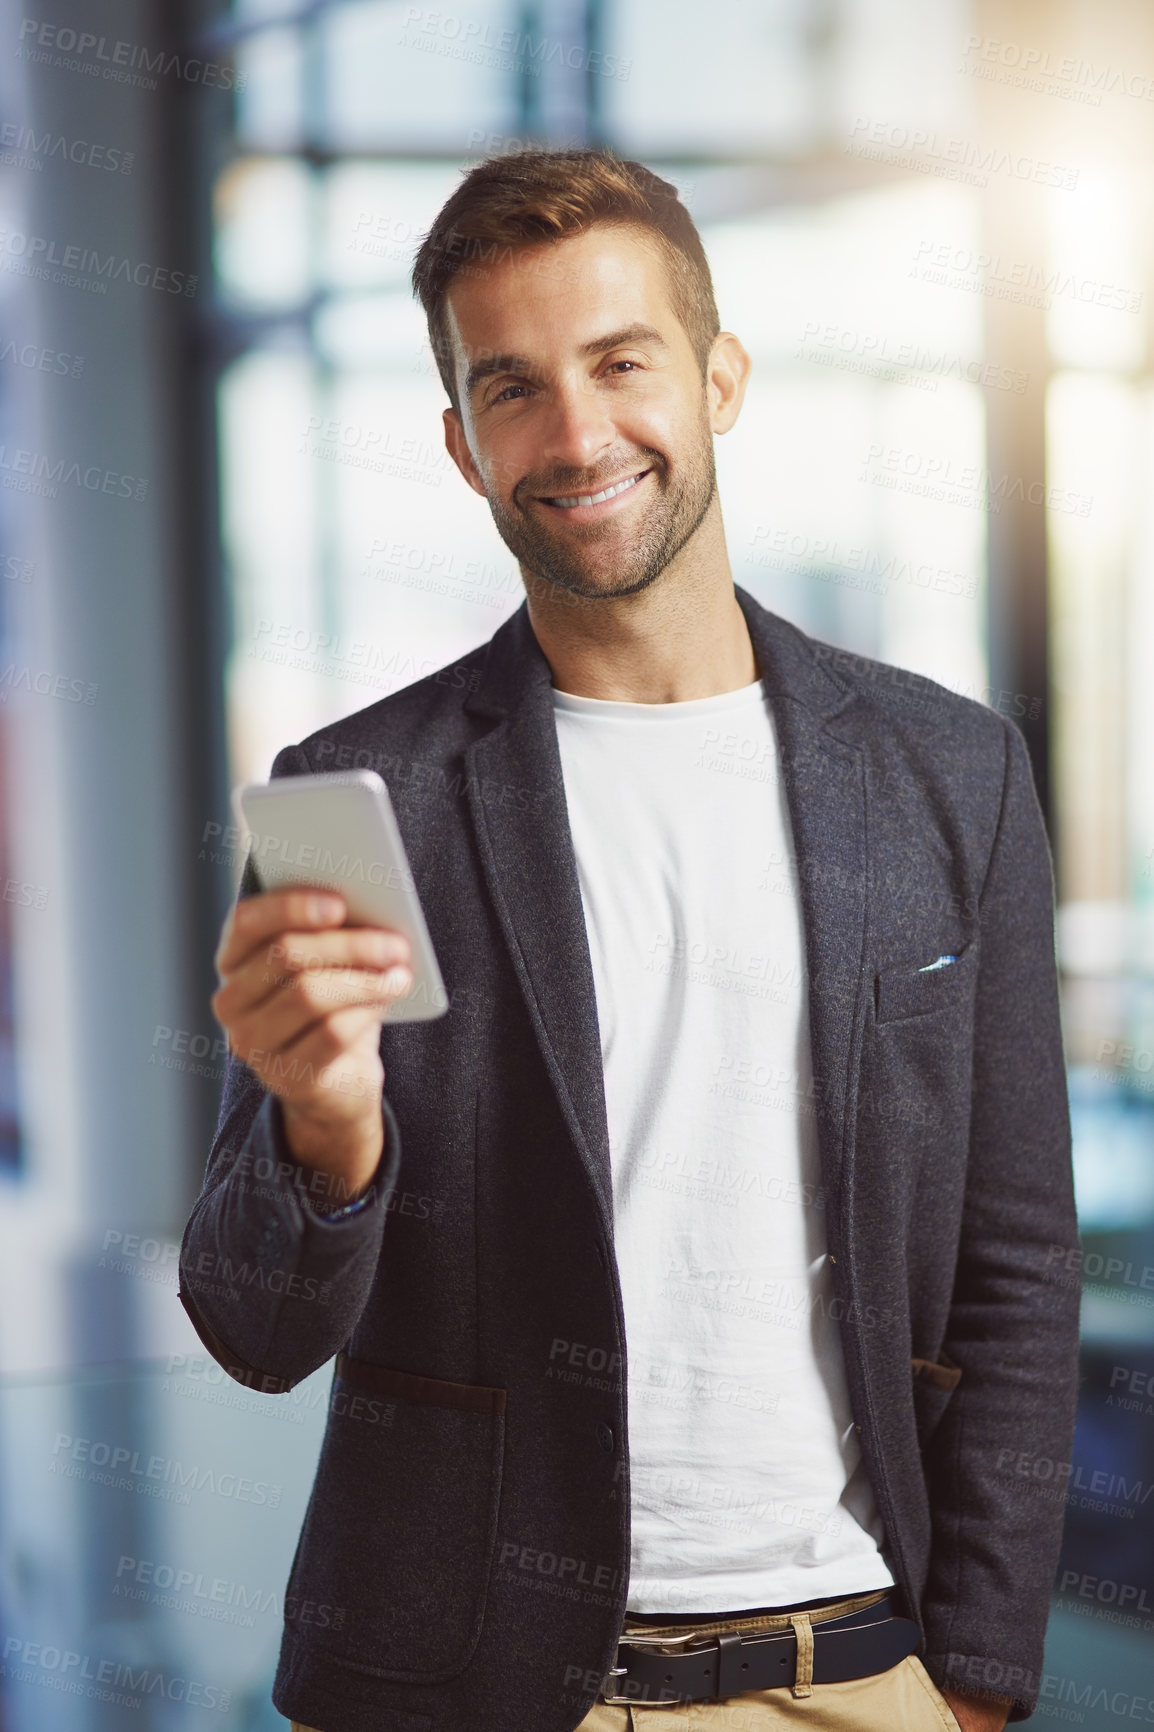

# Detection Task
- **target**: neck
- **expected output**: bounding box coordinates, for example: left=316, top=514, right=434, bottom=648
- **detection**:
left=523, top=507, right=758, bottom=703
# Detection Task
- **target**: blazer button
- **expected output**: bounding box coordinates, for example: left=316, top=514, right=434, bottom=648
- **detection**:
left=597, top=1422, right=614, bottom=1452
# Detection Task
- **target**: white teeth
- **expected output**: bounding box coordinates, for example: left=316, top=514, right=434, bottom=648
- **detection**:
left=549, top=472, right=642, bottom=509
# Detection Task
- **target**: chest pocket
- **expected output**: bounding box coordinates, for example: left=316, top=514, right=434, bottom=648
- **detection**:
left=874, top=941, right=976, bottom=1025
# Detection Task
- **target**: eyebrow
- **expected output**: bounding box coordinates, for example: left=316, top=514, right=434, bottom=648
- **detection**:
left=463, top=323, right=672, bottom=402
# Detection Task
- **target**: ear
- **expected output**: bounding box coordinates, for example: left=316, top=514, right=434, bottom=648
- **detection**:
left=443, top=407, right=488, bottom=497
left=706, top=333, right=752, bottom=435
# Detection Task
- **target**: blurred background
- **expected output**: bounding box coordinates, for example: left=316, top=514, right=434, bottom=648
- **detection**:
left=0, top=0, right=1151, bottom=1725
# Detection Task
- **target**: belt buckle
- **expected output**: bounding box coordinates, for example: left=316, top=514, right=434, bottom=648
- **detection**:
left=602, top=1627, right=715, bottom=1705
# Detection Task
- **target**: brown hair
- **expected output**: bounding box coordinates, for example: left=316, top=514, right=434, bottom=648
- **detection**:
left=411, top=147, right=721, bottom=411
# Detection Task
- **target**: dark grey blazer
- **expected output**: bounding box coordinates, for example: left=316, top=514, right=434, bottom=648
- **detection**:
left=179, top=585, right=1080, bottom=1730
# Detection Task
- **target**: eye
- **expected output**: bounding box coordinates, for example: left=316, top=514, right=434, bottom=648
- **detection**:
left=606, top=359, right=641, bottom=375
left=492, top=382, right=530, bottom=404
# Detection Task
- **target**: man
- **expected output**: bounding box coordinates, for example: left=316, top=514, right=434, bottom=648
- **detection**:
left=180, top=150, right=1080, bottom=1732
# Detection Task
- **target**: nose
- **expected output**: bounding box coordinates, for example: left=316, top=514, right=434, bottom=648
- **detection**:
left=536, top=369, right=617, bottom=478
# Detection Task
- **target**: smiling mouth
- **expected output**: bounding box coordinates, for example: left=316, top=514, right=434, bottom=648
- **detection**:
left=537, top=468, right=651, bottom=509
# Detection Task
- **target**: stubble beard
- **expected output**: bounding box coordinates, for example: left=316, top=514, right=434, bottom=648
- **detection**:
left=481, top=413, right=718, bottom=603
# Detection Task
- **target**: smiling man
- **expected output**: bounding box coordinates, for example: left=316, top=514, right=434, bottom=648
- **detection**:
left=181, top=150, right=1080, bottom=1732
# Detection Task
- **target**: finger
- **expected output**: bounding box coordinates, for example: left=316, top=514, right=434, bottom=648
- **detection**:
left=282, top=1003, right=390, bottom=1073
left=225, top=961, right=412, bottom=1058
left=231, top=1003, right=389, bottom=1094
left=215, top=887, right=348, bottom=976
left=216, top=928, right=410, bottom=1025
left=232, top=1011, right=384, bottom=1101
left=267, top=926, right=411, bottom=977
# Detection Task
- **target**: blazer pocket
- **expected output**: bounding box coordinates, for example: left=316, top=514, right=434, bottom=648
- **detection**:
left=911, top=1352, right=961, bottom=1448
left=911, top=1353, right=961, bottom=1392
left=284, top=1352, right=506, bottom=1682
left=875, top=943, right=976, bottom=1025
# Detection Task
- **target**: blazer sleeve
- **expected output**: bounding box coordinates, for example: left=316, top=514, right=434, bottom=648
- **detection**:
left=177, top=741, right=402, bottom=1393
left=919, top=718, right=1081, bottom=1721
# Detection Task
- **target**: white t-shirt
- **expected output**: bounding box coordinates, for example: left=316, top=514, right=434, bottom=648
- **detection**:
left=552, top=677, right=893, bottom=1613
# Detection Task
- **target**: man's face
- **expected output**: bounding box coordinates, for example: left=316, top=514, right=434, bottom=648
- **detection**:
left=441, top=224, right=722, bottom=601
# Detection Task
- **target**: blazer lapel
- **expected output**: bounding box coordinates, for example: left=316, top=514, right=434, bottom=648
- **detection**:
left=735, top=588, right=869, bottom=1230
left=461, top=589, right=869, bottom=1247
left=462, top=607, right=615, bottom=1233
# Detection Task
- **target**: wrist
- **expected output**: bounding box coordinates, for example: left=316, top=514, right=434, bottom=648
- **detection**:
left=941, top=1686, right=1012, bottom=1732
left=280, top=1099, right=385, bottom=1208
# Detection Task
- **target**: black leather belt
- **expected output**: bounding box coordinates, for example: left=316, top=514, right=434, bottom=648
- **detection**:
left=602, top=1592, right=921, bottom=1705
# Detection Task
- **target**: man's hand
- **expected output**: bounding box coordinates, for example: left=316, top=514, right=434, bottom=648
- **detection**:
left=211, top=887, right=413, bottom=1205
left=940, top=1687, right=1012, bottom=1732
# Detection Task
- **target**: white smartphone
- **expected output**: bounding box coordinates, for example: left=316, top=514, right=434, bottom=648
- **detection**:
left=231, top=769, right=448, bottom=1023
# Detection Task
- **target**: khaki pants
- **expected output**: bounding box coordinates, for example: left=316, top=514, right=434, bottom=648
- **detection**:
left=291, top=1591, right=961, bottom=1731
